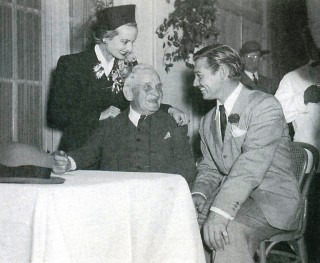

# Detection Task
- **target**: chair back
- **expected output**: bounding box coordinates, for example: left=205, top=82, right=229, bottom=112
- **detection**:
left=290, top=142, right=319, bottom=237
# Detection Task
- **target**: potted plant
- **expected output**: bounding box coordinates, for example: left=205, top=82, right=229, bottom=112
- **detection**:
left=90, top=0, right=113, bottom=11
left=156, top=0, right=219, bottom=72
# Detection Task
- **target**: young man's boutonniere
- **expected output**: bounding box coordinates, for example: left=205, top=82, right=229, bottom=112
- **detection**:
left=228, top=113, right=247, bottom=137
left=93, top=52, right=138, bottom=94
left=228, top=113, right=240, bottom=124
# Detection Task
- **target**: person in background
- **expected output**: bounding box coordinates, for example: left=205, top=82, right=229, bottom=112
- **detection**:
left=47, top=5, right=188, bottom=152
left=275, top=28, right=320, bottom=262
left=275, top=30, right=320, bottom=171
left=52, top=64, right=197, bottom=188
left=191, top=43, right=301, bottom=263
left=239, top=40, right=276, bottom=95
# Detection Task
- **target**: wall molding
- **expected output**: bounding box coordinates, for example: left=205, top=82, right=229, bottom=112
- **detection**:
left=217, top=0, right=262, bottom=25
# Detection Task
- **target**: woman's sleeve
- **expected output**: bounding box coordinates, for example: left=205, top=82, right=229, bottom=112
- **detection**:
left=159, top=103, right=171, bottom=112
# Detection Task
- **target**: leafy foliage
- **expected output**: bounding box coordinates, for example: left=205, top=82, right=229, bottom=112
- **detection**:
left=90, top=0, right=113, bottom=12
left=156, top=0, right=219, bottom=72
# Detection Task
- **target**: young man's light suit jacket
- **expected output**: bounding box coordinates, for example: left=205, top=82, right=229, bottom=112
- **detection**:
left=192, top=87, right=302, bottom=231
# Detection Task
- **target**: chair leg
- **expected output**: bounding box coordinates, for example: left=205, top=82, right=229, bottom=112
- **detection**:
left=259, top=241, right=267, bottom=263
left=297, top=237, right=308, bottom=263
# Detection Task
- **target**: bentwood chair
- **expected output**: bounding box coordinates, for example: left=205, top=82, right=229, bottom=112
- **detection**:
left=258, top=142, right=319, bottom=263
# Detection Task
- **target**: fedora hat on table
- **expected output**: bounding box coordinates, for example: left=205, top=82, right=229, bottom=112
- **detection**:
left=0, top=142, right=65, bottom=184
left=239, top=40, right=270, bottom=56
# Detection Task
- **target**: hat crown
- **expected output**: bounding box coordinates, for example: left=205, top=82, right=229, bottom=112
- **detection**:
left=95, top=5, right=136, bottom=31
left=0, top=143, right=65, bottom=184
left=240, top=40, right=270, bottom=56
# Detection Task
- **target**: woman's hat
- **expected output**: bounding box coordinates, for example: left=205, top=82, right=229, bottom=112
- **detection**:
left=239, top=40, right=270, bottom=56
left=0, top=143, right=65, bottom=184
left=96, top=5, right=136, bottom=31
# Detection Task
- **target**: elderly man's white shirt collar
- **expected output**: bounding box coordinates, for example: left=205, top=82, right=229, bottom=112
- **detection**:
left=94, top=45, right=115, bottom=76
left=244, top=70, right=258, bottom=81
left=216, top=83, right=244, bottom=117
left=129, top=106, right=142, bottom=127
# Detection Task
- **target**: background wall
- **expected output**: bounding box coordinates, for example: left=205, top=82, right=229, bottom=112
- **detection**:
left=268, top=0, right=309, bottom=85
left=307, top=0, right=320, bottom=47
left=105, top=0, right=269, bottom=157
left=0, top=0, right=270, bottom=154
left=1, top=0, right=314, bottom=156
left=0, top=0, right=70, bottom=151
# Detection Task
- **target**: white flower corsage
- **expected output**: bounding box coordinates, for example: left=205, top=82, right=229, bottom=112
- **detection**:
left=93, top=52, right=138, bottom=94
left=93, top=63, right=104, bottom=79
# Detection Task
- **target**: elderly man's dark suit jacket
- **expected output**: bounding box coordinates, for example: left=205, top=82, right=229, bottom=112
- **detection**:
left=47, top=49, right=170, bottom=152
left=68, top=108, right=197, bottom=186
left=192, top=87, right=301, bottom=230
left=240, top=72, right=277, bottom=95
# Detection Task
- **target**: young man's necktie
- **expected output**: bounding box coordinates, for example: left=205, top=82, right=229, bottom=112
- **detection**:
left=219, top=105, right=227, bottom=142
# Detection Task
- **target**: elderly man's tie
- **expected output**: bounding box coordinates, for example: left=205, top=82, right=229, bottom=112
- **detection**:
left=138, top=115, right=147, bottom=127
left=219, top=105, right=227, bottom=142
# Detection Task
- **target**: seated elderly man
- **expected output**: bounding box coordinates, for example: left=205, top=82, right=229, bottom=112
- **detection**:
left=52, top=64, right=196, bottom=186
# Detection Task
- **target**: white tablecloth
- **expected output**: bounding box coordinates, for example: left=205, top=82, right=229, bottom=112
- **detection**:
left=0, top=171, right=205, bottom=263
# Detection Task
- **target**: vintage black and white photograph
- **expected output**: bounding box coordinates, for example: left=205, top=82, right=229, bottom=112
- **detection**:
left=0, top=0, right=319, bottom=262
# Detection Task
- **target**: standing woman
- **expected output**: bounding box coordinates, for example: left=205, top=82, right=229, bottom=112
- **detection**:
left=47, top=5, right=187, bottom=151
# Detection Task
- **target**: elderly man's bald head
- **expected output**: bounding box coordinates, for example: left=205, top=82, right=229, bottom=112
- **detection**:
left=123, top=64, right=163, bottom=115
left=123, top=64, right=160, bottom=92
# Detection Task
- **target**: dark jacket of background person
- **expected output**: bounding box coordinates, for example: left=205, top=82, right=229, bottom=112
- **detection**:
left=68, top=108, right=197, bottom=187
left=239, top=40, right=277, bottom=95
left=240, top=71, right=276, bottom=95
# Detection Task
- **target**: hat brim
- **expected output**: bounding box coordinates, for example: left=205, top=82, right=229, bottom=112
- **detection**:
left=0, top=176, right=65, bottom=184
left=260, top=50, right=270, bottom=56
left=240, top=49, right=270, bottom=57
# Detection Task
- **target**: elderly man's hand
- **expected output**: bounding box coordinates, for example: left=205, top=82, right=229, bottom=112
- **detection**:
left=197, top=211, right=208, bottom=227
left=192, top=194, right=206, bottom=213
left=99, top=106, right=121, bottom=120
left=203, top=212, right=230, bottom=251
left=52, top=151, right=71, bottom=174
left=168, top=107, right=189, bottom=126
left=304, top=84, right=320, bottom=104
left=192, top=194, right=208, bottom=227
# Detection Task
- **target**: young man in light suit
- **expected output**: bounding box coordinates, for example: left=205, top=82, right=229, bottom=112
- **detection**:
left=191, top=44, right=301, bottom=263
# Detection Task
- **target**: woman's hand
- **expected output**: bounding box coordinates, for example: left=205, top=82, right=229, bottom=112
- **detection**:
left=168, top=107, right=189, bottom=126
left=99, top=106, right=121, bottom=121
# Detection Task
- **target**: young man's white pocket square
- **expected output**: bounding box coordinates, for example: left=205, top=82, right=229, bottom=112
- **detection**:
left=164, top=132, right=171, bottom=140
left=231, top=125, right=247, bottom=137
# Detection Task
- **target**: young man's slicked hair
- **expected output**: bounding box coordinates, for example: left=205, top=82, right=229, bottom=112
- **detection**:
left=193, top=43, right=244, bottom=80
